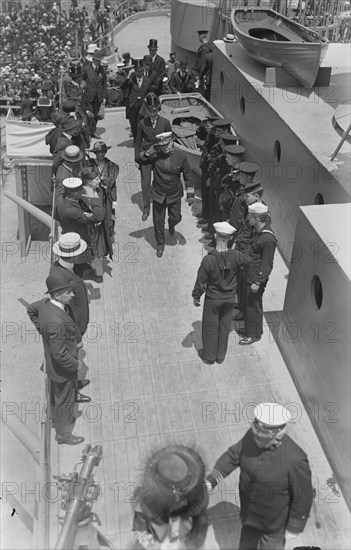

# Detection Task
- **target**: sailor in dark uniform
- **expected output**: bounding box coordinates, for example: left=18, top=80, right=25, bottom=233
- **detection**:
left=195, top=30, right=213, bottom=100
left=218, top=142, right=246, bottom=221
left=239, top=202, right=277, bottom=345
left=192, top=221, right=251, bottom=364
left=206, top=402, right=313, bottom=550
left=228, top=162, right=261, bottom=232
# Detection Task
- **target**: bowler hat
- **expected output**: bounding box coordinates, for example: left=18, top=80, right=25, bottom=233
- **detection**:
left=147, top=39, right=158, bottom=48
left=61, top=100, right=76, bottom=113
left=61, top=145, right=84, bottom=163
left=143, top=54, right=153, bottom=64
left=45, top=272, right=73, bottom=294
left=90, top=141, right=111, bottom=153
left=53, top=232, right=87, bottom=258
left=61, top=116, right=81, bottom=133
left=138, top=445, right=207, bottom=520
left=92, top=50, right=103, bottom=61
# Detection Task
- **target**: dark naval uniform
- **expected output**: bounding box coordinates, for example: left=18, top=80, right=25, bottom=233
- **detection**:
left=195, top=41, right=213, bottom=99
left=151, top=148, right=193, bottom=246
left=207, top=429, right=313, bottom=549
left=192, top=249, right=251, bottom=363
left=244, top=222, right=277, bottom=339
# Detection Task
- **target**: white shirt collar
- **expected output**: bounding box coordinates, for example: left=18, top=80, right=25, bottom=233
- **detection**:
left=50, top=298, right=65, bottom=310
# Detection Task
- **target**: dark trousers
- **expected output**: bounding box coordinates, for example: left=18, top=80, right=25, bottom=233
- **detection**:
left=202, top=296, right=234, bottom=362
left=128, top=107, right=140, bottom=140
left=243, top=282, right=266, bottom=338
left=49, top=379, right=77, bottom=437
left=84, top=96, right=102, bottom=135
left=201, top=172, right=209, bottom=220
left=236, top=268, right=246, bottom=312
left=153, top=198, right=181, bottom=246
left=140, top=163, right=152, bottom=212
left=239, top=525, right=285, bottom=550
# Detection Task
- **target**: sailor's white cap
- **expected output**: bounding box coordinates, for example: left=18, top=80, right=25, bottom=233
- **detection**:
left=62, top=177, right=83, bottom=189
left=248, top=202, right=268, bottom=214
left=254, top=403, right=291, bottom=428
left=213, top=221, right=236, bottom=236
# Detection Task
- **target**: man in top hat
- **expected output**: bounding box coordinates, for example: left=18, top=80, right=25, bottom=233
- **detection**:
left=237, top=202, right=277, bottom=345
left=169, top=59, right=195, bottom=94
left=150, top=132, right=193, bottom=257
left=142, top=54, right=159, bottom=95
left=206, top=402, right=313, bottom=549
left=134, top=92, right=172, bottom=221
left=60, top=99, right=91, bottom=151
left=192, top=221, right=251, bottom=364
left=121, top=58, right=153, bottom=141
left=146, top=38, right=166, bottom=81
left=27, top=272, right=87, bottom=446
left=195, top=30, right=213, bottom=99
left=81, top=49, right=107, bottom=139
left=133, top=444, right=208, bottom=549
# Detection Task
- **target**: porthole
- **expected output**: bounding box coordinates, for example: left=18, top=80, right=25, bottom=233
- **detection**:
left=220, top=71, right=224, bottom=88
left=311, top=275, right=323, bottom=310
left=314, top=193, right=324, bottom=204
left=240, top=97, right=245, bottom=115
left=273, top=140, right=281, bottom=163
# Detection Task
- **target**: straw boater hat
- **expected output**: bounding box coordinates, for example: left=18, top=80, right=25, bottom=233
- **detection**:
left=52, top=232, right=87, bottom=258
left=138, top=445, right=207, bottom=522
left=61, top=145, right=84, bottom=164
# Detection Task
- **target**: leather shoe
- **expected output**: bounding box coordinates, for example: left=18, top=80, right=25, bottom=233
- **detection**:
left=235, top=328, right=246, bottom=336
left=156, top=246, right=164, bottom=258
left=233, top=312, right=244, bottom=321
left=239, top=337, right=261, bottom=346
left=142, top=210, right=149, bottom=221
left=198, top=349, right=215, bottom=365
left=55, top=433, right=85, bottom=446
left=76, top=392, right=91, bottom=403
left=91, top=132, right=100, bottom=139
left=168, top=225, right=175, bottom=236
left=77, top=379, right=90, bottom=390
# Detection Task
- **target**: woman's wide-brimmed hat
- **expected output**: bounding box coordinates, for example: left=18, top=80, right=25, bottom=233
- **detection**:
left=89, top=141, right=111, bottom=153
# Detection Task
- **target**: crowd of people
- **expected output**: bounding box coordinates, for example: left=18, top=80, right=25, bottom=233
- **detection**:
left=17, top=16, right=319, bottom=550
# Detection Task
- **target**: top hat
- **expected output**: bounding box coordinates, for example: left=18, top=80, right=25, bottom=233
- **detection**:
left=61, top=145, right=84, bottom=164
left=122, top=52, right=131, bottom=58
left=52, top=232, right=87, bottom=258
left=90, top=140, right=111, bottom=153
left=147, top=39, right=158, bottom=48
left=144, top=93, right=160, bottom=108
left=134, top=58, right=144, bottom=71
left=138, top=445, right=207, bottom=520
left=45, top=272, right=73, bottom=294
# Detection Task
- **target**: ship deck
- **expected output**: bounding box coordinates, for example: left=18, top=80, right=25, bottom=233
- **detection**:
left=1, top=13, right=350, bottom=550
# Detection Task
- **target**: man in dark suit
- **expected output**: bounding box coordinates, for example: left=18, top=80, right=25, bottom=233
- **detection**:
left=121, top=58, right=152, bottom=141
left=142, top=54, right=160, bottom=95
left=27, top=273, right=87, bottom=446
left=150, top=132, right=194, bottom=257
left=169, top=59, right=195, bottom=93
left=206, top=402, right=313, bottom=549
left=81, top=49, right=107, bottom=139
left=194, top=30, right=213, bottom=100
left=134, top=93, right=172, bottom=221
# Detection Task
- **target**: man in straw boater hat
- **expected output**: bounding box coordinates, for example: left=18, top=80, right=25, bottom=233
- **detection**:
left=133, top=444, right=209, bottom=549
left=206, top=402, right=313, bottom=549
left=134, top=92, right=171, bottom=222
left=81, top=49, right=107, bottom=139
left=151, top=132, right=194, bottom=258
left=27, top=272, right=88, bottom=446
left=192, top=221, right=251, bottom=364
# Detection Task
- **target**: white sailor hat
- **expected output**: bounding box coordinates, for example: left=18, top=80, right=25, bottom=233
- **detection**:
left=62, top=177, right=83, bottom=189
left=248, top=202, right=268, bottom=214
left=52, top=232, right=87, bottom=257
left=254, top=403, right=291, bottom=428
left=213, top=221, right=236, bottom=236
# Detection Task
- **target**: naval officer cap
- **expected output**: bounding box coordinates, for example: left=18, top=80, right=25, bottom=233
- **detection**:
left=220, top=133, right=239, bottom=143
left=213, top=221, right=236, bottom=237
left=248, top=202, right=268, bottom=214
left=156, top=131, right=173, bottom=145
left=212, top=118, right=232, bottom=128
left=224, top=144, right=246, bottom=155
left=197, top=29, right=209, bottom=35
left=254, top=402, right=291, bottom=428
left=236, top=161, right=259, bottom=174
